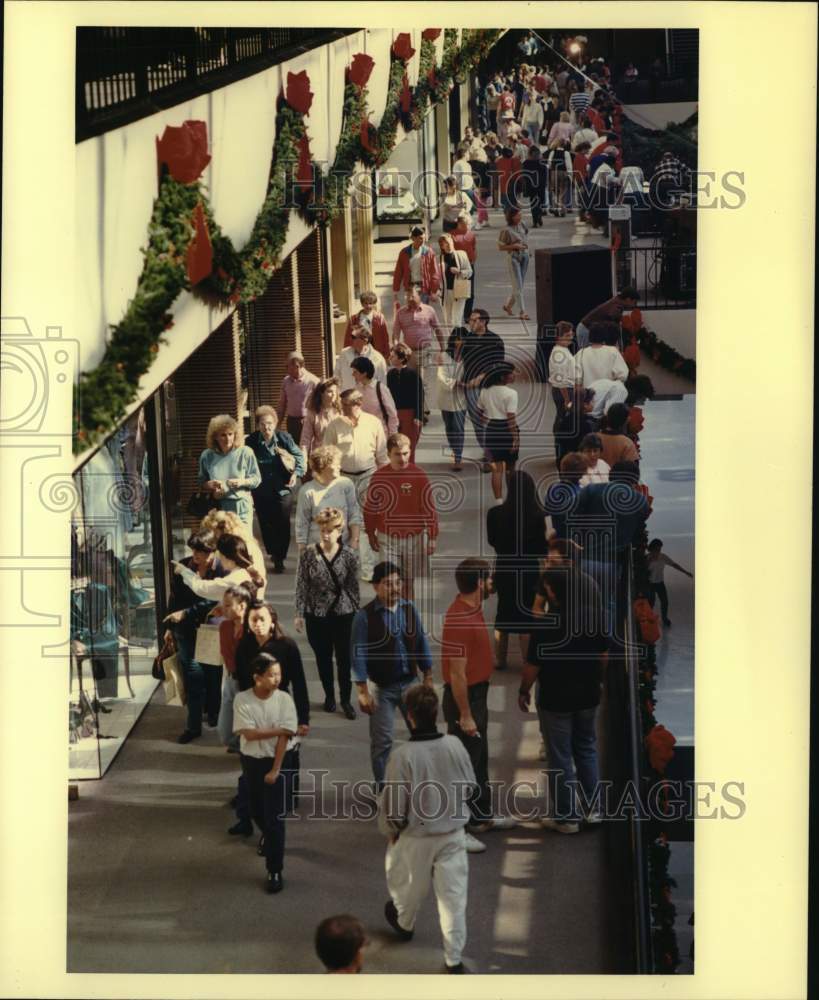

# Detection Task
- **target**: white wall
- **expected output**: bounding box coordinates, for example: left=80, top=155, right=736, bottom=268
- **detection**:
left=623, top=102, right=698, bottom=131
left=643, top=308, right=695, bottom=359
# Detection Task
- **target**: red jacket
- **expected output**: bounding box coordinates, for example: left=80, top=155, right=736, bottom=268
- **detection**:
left=343, top=310, right=391, bottom=357
left=363, top=463, right=439, bottom=539
left=392, top=245, right=440, bottom=297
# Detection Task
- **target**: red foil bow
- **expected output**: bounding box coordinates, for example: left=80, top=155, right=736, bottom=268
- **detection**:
left=645, top=724, right=677, bottom=774
left=348, top=53, right=375, bottom=88
left=156, top=120, right=211, bottom=184
left=422, top=29, right=442, bottom=41
left=286, top=70, right=314, bottom=115
left=392, top=33, right=415, bottom=61
left=186, top=201, right=213, bottom=286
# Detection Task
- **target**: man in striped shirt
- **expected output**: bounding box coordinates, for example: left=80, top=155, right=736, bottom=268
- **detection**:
left=569, top=86, right=593, bottom=122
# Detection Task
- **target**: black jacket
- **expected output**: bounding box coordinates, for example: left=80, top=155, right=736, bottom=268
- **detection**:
left=235, top=633, right=310, bottom=726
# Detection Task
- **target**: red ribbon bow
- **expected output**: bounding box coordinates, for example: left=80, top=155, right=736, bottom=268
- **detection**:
left=422, top=29, right=442, bottom=41
left=186, top=201, right=213, bottom=286
left=156, top=120, right=211, bottom=185
left=348, top=53, right=375, bottom=88
left=286, top=70, right=314, bottom=115
left=392, top=33, right=415, bottom=61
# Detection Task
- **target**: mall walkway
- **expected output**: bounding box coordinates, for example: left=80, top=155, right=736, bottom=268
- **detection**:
left=67, top=204, right=691, bottom=974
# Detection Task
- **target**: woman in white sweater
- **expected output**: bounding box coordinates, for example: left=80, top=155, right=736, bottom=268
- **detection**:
left=173, top=533, right=266, bottom=601
left=436, top=233, right=473, bottom=335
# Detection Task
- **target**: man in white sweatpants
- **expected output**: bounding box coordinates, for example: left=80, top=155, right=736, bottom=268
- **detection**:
left=378, top=684, right=477, bottom=974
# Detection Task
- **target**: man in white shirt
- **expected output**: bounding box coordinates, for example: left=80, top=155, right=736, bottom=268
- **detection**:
left=324, top=389, right=389, bottom=580
left=334, top=328, right=388, bottom=392
left=233, top=654, right=298, bottom=894
left=572, top=115, right=599, bottom=150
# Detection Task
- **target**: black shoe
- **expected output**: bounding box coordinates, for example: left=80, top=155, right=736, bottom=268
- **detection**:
left=384, top=899, right=414, bottom=940
left=207, top=715, right=219, bottom=727
left=323, top=697, right=337, bottom=713
left=266, top=872, right=283, bottom=894
left=341, top=701, right=357, bottom=720
left=273, top=560, right=285, bottom=574
left=176, top=730, right=200, bottom=744
left=228, top=820, right=253, bottom=837
left=446, top=962, right=466, bottom=974
left=91, top=698, right=112, bottom=714
left=257, top=835, right=266, bottom=856
left=663, top=618, right=672, bottom=628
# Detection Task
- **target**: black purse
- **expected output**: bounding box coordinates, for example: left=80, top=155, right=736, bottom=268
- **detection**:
left=186, top=491, right=214, bottom=519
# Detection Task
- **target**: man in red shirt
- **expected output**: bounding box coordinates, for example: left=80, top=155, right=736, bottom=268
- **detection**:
left=451, top=213, right=477, bottom=321
left=496, top=146, right=522, bottom=213
left=363, top=433, right=438, bottom=601
left=441, top=559, right=517, bottom=848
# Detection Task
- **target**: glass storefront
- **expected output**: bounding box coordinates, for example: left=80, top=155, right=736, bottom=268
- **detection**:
left=69, top=404, right=162, bottom=778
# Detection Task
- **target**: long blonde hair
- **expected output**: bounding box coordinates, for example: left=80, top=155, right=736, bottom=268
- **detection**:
left=205, top=414, right=241, bottom=452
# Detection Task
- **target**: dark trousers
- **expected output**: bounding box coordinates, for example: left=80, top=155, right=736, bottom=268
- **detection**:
left=255, top=491, right=294, bottom=562
left=649, top=582, right=669, bottom=622
left=202, top=664, right=222, bottom=723
left=305, top=612, right=354, bottom=704
left=240, top=750, right=295, bottom=874
left=285, top=416, right=304, bottom=444
left=442, top=681, right=491, bottom=822
left=463, top=266, right=476, bottom=323
left=171, top=626, right=203, bottom=735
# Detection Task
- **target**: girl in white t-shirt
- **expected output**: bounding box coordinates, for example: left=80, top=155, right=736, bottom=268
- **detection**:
left=479, top=362, right=519, bottom=501
left=578, top=432, right=611, bottom=486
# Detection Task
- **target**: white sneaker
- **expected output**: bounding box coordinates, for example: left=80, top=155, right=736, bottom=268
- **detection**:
left=582, top=812, right=604, bottom=825
left=539, top=817, right=579, bottom=834
left=487, top=815, right=517, bottom=831
left=464, top=832, right=487, bottom=853
left=538, top=739, right=547, bottom=761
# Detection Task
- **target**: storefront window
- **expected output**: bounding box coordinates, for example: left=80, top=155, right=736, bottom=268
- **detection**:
left=69, top=405, right=159, bottom=778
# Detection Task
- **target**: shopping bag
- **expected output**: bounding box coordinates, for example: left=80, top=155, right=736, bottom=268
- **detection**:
left=162, top=653, right=187, bottom=707
left=194, top=622, right=222, bottom=665
left=452, top=277, right=471, bottom=300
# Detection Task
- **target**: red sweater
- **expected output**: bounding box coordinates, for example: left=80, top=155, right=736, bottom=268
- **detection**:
left=392, top=245, right=440, bottom=297
left=363, top=463, right=439, bottom=539
left=496, top=155, right=521, bottom=195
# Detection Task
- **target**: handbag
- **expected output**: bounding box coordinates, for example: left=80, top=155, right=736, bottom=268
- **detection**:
left=452, top=277, right=471, bottom=300
left=162, top=653, right=186, bottom=707
left=186, top=491, right=214, bottom=518
left=152, top=634, right=176, bottom=681
left=194, top=622, right=222, bottom=665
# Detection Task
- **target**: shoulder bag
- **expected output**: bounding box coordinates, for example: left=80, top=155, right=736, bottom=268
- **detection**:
left=186, top=491, right=214, bottom=518
left=194, top=621, right=223, bottom=665
left=274, top=433, right=298, bottom=474
left=375, top=382, right=389, bottom=426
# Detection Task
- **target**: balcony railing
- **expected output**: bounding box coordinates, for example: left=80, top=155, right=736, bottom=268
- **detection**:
left=614, top=244, right=696, bottom=309
left=76, top=27, right=359, bottom=141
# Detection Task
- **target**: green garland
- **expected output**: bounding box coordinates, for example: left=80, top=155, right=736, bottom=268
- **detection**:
left=75, top=28, right=503, bottom=452
left=636, top=327, right=696, bottom=382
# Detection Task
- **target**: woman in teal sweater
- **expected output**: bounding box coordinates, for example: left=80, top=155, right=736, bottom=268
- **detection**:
left=197, top=415, right=261, bottom=531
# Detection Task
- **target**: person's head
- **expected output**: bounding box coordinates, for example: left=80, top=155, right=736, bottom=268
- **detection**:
left=527, top=144, right=541, bottom=160
left=222, top=584, right=254, bottom=623
left=206, top=414, right=240, bottom=453
left=309, top=444, right=342, bottom=482
left=504, top=469, right=540, bottom=515
left=187, top=532, right=215, bottom=570
left=579, top=433, right=603, bottom=466
left=575, top=141, right=592, bottom=155
left=404, top=683, right=439, bottom=733
left=309, top=376, right=341, bottom=414
left=287, top=351, right=306, bottom=379
left=625, top=375, right=655, bottom=406
left=199, top=508, right=248, bottom=542
left=372, top=561, right=403, bottom=606
left=618, top=286, right=638, bottom=307
left=555, top=320, right=574, bottom=347
left=599, top=321, right=621, bottom=346
left=588, top=322, right=608, bottom=345
left=245, top=600, right=284, bottom=641
left=455, top=212, right=471, bottom=234
left=350, top=327, right=372, bottom=355
left=314, top=507, right=345, bottom=546
left=500, top=146, right=514, bottom=158
left=315, top=915, right=366, bottom=974
left=216, top=533, right=252, bottom=573
left=350, top=356, right=375, bottom=385
left=559, top=452, right=588, bottom=483
left=538, top=568, right=569, bottom=609
left=445, top=326, right=465, bottom=359
left=454, top=557, right=493, bottom=599
left=406, top=284, right=422, bottom=309
left=610, top=460, right=639, bottom=485
left=648, top=538, right=664, bottom=554
left=389, top=342, right=412, bottom=369
left=409, top=225, right=425, bottom=249
left=438, top=233, right=455, bottom=254
left=255, top=405, right=278, bottom=440
left=560, top=111, right=570, bottom=122
left=340, top=388, right=364, bottom=420
left=484, top=360, right=515, bottom=389
left=603, top=402, right=630, bottom=434
left=504, top=205, right=522, bottom=227
left=250, top=652, right=282, bottom=693
left=580, top=114, right=592, bottom=129
left=386, top=433, right=412, bottom=469
left=520, top=129, right=530, bottom=141
left=486, top=131, right=498, bottom=145
left=468, top=308, right=489, bottom=334
left=444, top=174, right=458, bottom=194
left=359, top=290, right=378, bottom=313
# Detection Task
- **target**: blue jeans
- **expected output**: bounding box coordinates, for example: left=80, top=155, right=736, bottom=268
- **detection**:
left=505, top=252, right=529, bottom=314
left=538, top=706, right=599, bottom=822
left=218, top=669, right=240, bottom=748
left=370, top=678, right=415, bottom=786
left=464, top=386, right=487, bottom=460
left=441, top=409, right=466, bottom=463
left=171, top=626, right=203, bottom=735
